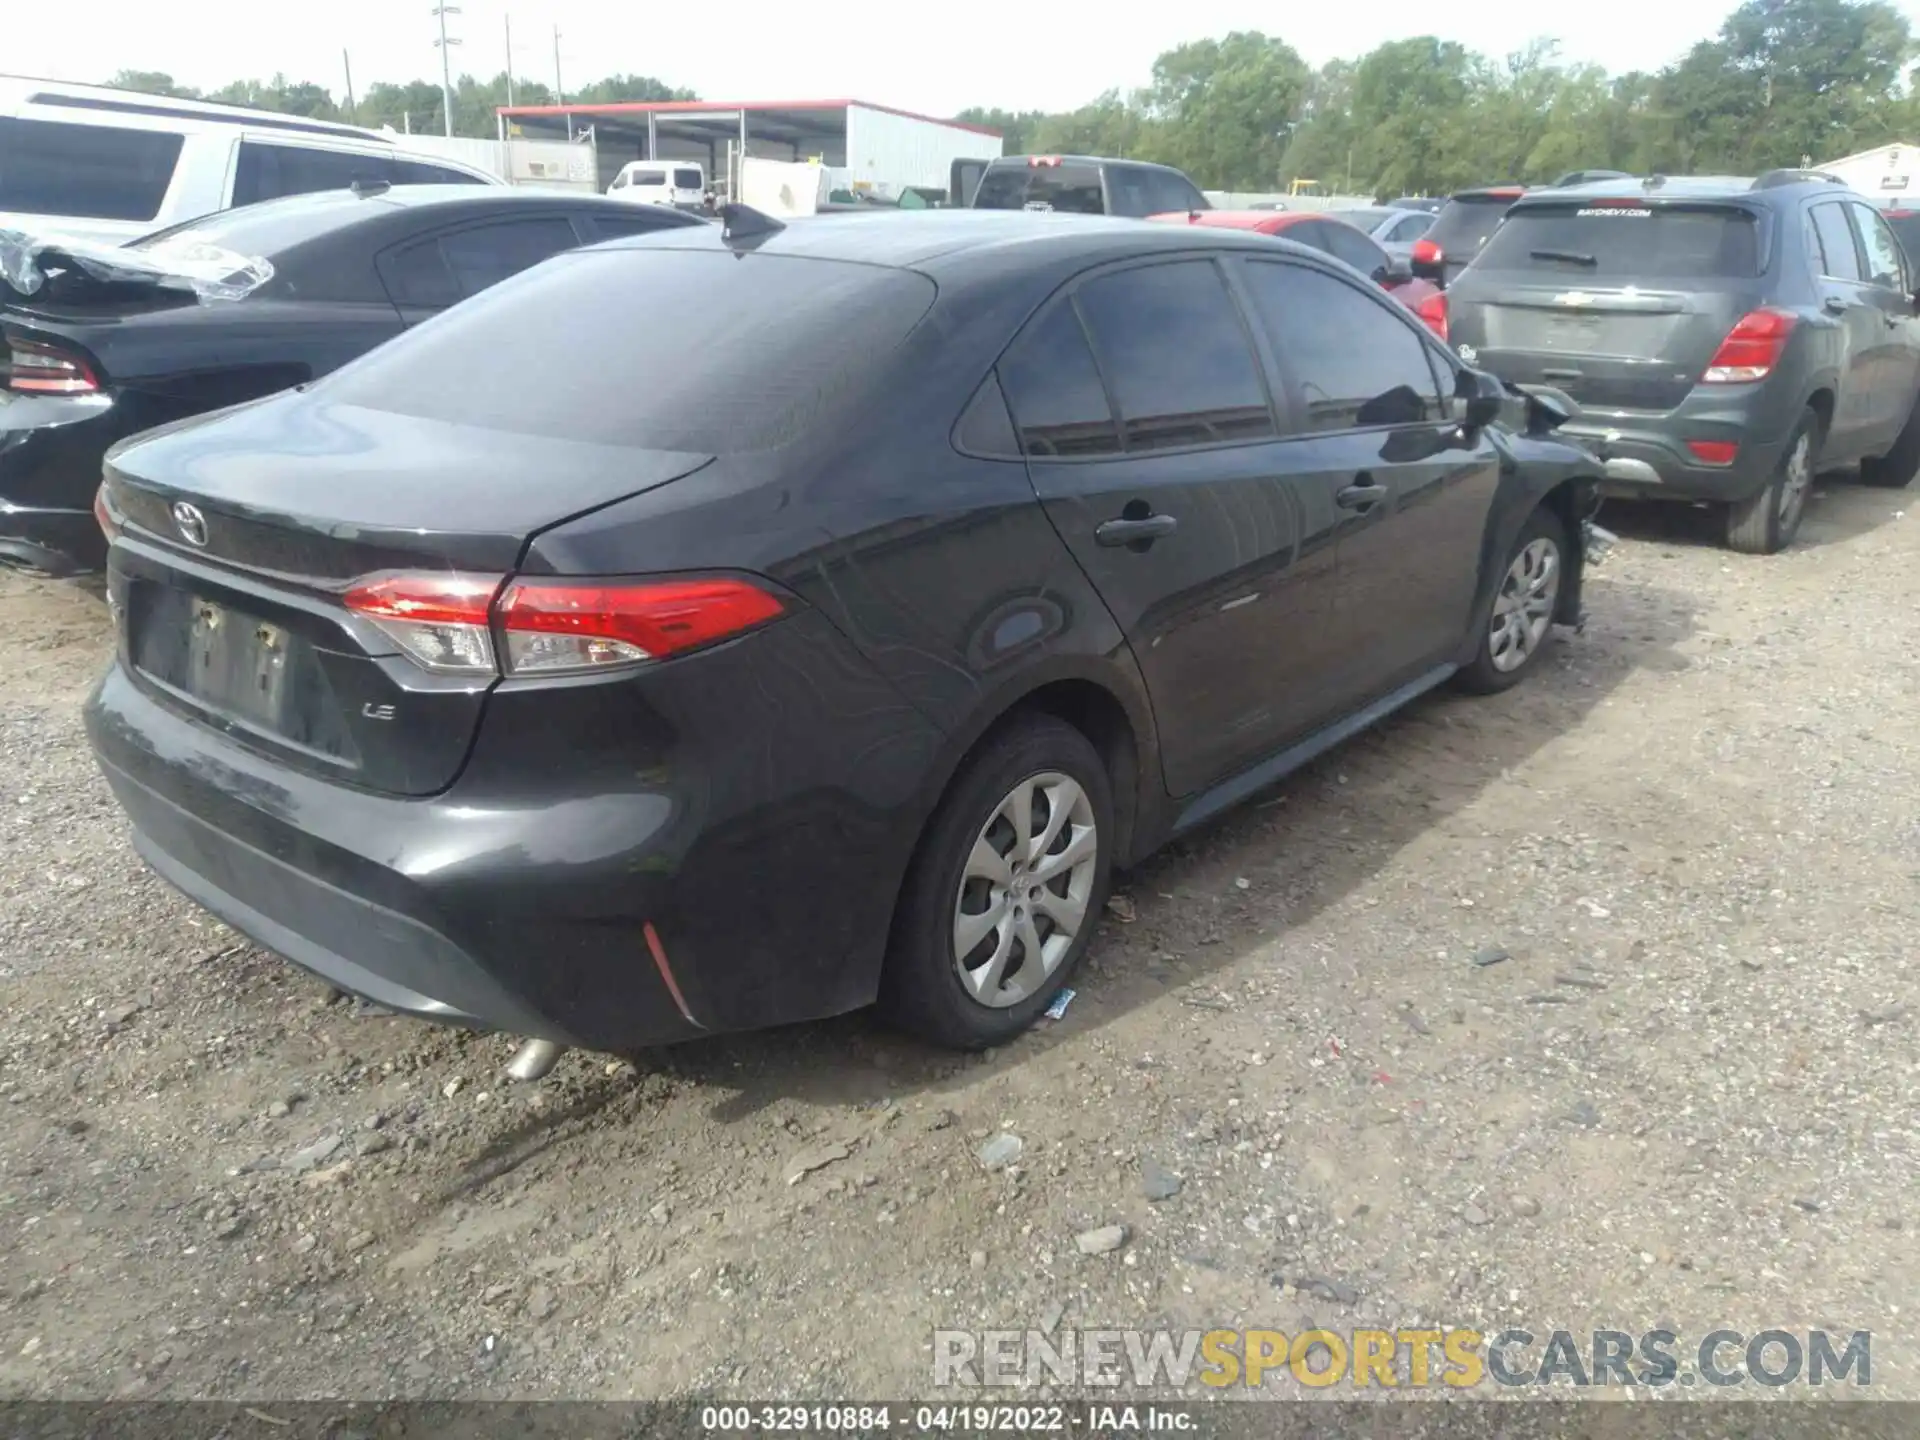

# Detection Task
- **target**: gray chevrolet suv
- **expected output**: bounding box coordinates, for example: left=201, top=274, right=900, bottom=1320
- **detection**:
left=1441, top=172, right=1920, bottom=553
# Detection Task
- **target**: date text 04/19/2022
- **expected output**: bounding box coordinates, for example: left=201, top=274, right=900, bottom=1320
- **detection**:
left=699, top=1403, right=1199, bottom=1431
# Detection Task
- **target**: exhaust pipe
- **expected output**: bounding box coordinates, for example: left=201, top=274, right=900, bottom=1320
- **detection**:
left=506, top=1038, right=565, bottom=1082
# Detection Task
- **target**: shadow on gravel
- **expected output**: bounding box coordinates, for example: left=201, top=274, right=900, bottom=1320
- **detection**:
left=1599, top=472, right=1908, bottom=552
left=600, top=570, right=1704, bottom=1133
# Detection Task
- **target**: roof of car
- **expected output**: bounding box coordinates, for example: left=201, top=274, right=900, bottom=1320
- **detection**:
left=987, top=154, right=1193, bottom=175
left=1511, top=174, right=1850, bottom=207
left=1144, top=209, right=1297, bottom=235
left=602, top=208, right=1321, bottom=270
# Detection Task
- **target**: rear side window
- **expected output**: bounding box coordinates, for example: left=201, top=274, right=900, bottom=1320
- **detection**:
left=392, top=159, right=488, bottom=186
left=582, top=211, right=698, bottom=241
left=1425, top=195, right=1519, bottom=260
left=673, top=167, right=703, bottom=190
left=1884, top=211, right=1920, bottom=266
left=1809, top=203, right=1863, bottom=281
left=0, top=116, right=183, bottom=222
left=378, top=217, right=583, bottom=307
left=235, top=142, right=393, bottom=205
left=1239, top=260, right=1442, bottom=434
left=973, top=163, right=1105, bottom=214
left=1320, top=222, right=1389, bottom=277
left=630, top=168, right=667, bottom=187
left=1475, top=204, right=1761, bottom=278
left=1074, top=260, right=1274, bottom=451
left=1143, top=170, right=1204, bottom=214
left=1387, top=214, right=1432, bottom=243
left=329, top=249, right=936, bottom=452
left=998, top=303, right=1121, bottom=457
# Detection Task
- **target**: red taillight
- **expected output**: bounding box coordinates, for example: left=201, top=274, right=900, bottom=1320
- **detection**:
left=1414, top=289, right=1448, bottom=343
left=1411, top=236, right=1442, bottom=266
left=497, top=576, right=784, bottom=674
left=1703, top=308, right=1795, bottom=384
left=1686, top=439, right=1740, bottom=465
left=5, top=338, right=99, bottom=395
left=343, top=571, right=785, bottom=678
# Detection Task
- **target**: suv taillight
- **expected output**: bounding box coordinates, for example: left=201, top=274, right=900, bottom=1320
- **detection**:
left=5, top=338, right=100, bottom=395
left=1702, top=309, right=1795, bottom=384
left=1414, top=290, right=1448, bottom=342
left=343, top=572, right=786, bottom=678
left=1411, top=237, right=1443, bottom=266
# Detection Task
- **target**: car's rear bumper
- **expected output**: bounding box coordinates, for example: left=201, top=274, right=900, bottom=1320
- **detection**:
left=0, top=391, right=120, bottom=573
left=0, top=500, right=102, bottom=574
left=1556, top=390, right=1797, bottom=504
left=84, top=609, right=944, bottom=1054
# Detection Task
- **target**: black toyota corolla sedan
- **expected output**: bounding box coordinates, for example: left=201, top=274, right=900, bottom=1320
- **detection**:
left=86, top=208, right=1599, bottom=1058
left=0, top=185, right=702, bottom=575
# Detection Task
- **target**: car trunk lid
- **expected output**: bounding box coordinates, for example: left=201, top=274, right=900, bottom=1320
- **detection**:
left=103, top=388, right=712, bottom=796
left=1446, top=198, right=1770, bottom=412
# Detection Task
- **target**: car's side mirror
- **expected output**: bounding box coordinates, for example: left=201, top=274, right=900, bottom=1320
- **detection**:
left=1456, top=366, right=1506, bottom=431
left=1380, top=253, right=1413, bottom=285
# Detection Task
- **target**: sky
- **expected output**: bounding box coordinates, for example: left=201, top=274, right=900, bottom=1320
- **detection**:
left=9, top=0, right=1920, bottom=119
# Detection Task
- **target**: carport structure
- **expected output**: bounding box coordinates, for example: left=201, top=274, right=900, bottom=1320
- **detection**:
left=495, top=98, right=1001, bottom=198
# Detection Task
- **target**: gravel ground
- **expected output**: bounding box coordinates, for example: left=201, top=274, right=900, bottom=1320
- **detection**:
left=1, top=479, right=1916, bottom=1407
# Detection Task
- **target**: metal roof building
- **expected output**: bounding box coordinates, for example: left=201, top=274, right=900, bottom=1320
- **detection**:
left=496, top=98, right=1002, bottom=199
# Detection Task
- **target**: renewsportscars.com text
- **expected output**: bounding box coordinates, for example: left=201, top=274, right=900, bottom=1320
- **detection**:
left=932, top=1327, right=1872, bottom=1389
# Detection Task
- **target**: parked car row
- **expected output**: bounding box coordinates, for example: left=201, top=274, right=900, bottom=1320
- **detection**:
left=36, top=183, right=1602, bottom=1067
left=1414, top=169, right=1920, bottom=553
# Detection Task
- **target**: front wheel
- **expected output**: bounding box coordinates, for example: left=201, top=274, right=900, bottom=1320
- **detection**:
left=1726, top=411, right=1816, bottom=553
left=1454, top=505, right=1567, bottom=696
left=878, top=714, right=1113, bottom=1050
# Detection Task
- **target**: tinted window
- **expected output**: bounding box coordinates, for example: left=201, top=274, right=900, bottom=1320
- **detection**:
left=1850, top=202, right=1907, bottom=290
left=673, top=167, right=703, bottom=190
left=438, top=217, right=581, bottom=296
left=582, top=211, right=697, bottom=241
left=1322, top=222, right=1389, bottom=277
left=1388, top=214, right=1432, bottom=242
left=1475, top=204, right=1761, bottom=278
left=631, top=168, right=667, bottom=186
left=1281, top=220, right=1336, bottom=255
left=131, top=192, right=376, bottom=255
left=1340, top=208, right=1396, bottom=232
left=973, top=162, right=1105, bottom=214
left=393, top=159, right=487, bottom=186
left=1425, top=194, right=1520, bottom=261
left=1075, top=261, right=1274, bottom=451
left=1885, top=211, right=1920, bottom=267
left=1241, top=261, right=1441, bottom=433
left=954, top=374, right=1022, bottom=458
left=379, top=236, right=461, bottom=308
left=1144, top=170, right=1205, bottom=214
left=328, top=250, right=936, bottom=453
left=0, top=117, right=183, bottom=222
left=1810, top=202, right=1863, bottom=281
left=998, top=303, right=1121, bottom=457
left=234, top=142, right=394, bottom=205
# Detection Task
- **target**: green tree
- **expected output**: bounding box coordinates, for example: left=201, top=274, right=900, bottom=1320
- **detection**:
left=104, top=71, right=200, bottom=98
left=1143, top=31, right=1309, bottom=189
left=954, top=107, right=1051, bottom=155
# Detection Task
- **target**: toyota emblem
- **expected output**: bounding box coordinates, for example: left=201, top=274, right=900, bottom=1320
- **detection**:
left=171, top=501, right=209, bottom=548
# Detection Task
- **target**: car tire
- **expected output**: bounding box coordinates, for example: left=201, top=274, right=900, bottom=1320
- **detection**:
left=1860, top=389, right=1920, bottom=488
left=879, top=713, right=1113, bottom=1050
left=1726, top=409, right=1817, bottom=553
left=1454, top=504, right=1568, bottom=696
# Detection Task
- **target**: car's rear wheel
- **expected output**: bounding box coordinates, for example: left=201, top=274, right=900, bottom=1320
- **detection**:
left=880, top=714, right=1112, bottom=1050
left=1861, top=388, right=1920, bottom=488
left=1726, top=409, right=1816, bottom=553
left=1454, top=505, right=1567, bottom=695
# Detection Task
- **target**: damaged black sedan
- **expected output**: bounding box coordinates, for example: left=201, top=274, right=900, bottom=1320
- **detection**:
left=85, top=208, right=1599, bottom=1064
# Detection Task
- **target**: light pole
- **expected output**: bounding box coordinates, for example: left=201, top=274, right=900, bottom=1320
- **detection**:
left=432, top=3, right=462, bottom=137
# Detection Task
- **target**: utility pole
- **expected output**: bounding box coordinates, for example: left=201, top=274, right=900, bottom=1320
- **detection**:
left=554, top=25, right=570, bottom=141
left=432, top=3, right=462, bottom=137
left=342, top=49, right=356, bottom=124
left=503, top=13, right=514, bottom=109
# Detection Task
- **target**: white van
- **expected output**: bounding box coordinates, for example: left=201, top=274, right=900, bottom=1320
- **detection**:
left=608, top=160, right=705, bottom=210
left=0, top=76, right=503, bottom=245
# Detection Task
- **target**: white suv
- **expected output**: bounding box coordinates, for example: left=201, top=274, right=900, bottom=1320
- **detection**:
left=1, top=76, right=503, bottom=244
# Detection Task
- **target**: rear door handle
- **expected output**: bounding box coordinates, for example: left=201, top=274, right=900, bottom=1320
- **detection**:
left=1095, top=513, right=1179, bottom=547
left=1823, top=295, right=1851, bottom=316
left=1336, top=482, right=1389, bottom=511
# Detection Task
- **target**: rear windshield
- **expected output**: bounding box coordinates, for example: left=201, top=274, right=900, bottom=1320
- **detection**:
left=973, top=164, right=1105, bottom=215
left=322, top=247, right=937, bottom=453
left=1884, top=211, right=1920, bottom=261
left=128, top=193, right=376, bottom=256
left=1475, top=203, right=1762, bottom=278
left=1426, top=194, right=1522, bottom=258
left=673, top=167, right=703, bottom=190
left=0, top=116, right=184, bottom=223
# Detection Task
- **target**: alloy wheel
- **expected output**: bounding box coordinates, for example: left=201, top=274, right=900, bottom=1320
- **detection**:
left=951, top=771, right=1099, bottom=1008
left=1778, top=432, right=1812, bottom=535
left=1489, top=536, right=1561, bottom=673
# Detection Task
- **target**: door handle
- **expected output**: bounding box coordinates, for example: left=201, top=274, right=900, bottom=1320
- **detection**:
left=1823, top=295, right=1850, bottom=316
left=1095, top=512, right=1179, bottom=547
left=1336, top=481, right=1389, bottom=511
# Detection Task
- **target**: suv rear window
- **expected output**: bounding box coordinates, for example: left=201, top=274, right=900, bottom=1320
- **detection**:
left=0, top=116, right=184, bottom=223
left=973, top=163, right=1105, bottom=215
left=1425, top=193, right=1521, bottom=260
left=1475, top=203, right=1761, bottom=278
left=324, top=248, right=936, bottom=453
left=673, top=167, right=703, bottom=190
left=1884, top=210, right=1920, bottom=264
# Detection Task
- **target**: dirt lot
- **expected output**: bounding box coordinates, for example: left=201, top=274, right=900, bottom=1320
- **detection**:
left=1, top=481, right=1917, bottom=1406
